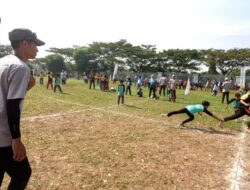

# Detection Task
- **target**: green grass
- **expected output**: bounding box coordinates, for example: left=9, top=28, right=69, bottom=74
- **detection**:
left=24, top=78, right=243, bottom=131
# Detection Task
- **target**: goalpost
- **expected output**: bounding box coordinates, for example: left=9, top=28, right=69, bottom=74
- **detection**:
left=240, top=65, right=250, bottom=88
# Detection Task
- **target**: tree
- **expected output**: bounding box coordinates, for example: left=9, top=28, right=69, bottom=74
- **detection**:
left=201, top=49, right=219, bottom=74
left=124, top=44, right=158, bottom=72
left=88, top=40, right=129, bottom=72
left=73, top=48, right=92, bottom=74
left=45, top=54, right=66, bottom=74
left=163, top=49, right=201, bottom=73
left=216, top=49, right=247, bottom=75
left=46, top=47, right=79, bottom=64
left=0, top=44, right=13, bottom=58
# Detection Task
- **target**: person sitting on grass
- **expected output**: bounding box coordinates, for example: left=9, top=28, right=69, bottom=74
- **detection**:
left=220, top=88, right=250, bottom=128
left=118, top=80, right=125, bottom=105
left=226, top=93, right=241, bottom=113
left=54, top=74, right=63, bottom=93
left=162, top=101, right=223, bottom=127
left=137, top=88, right=143, bottom=97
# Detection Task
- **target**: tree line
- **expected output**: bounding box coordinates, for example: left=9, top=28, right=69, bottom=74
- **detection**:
left=0, top=40, right=250, bottom=76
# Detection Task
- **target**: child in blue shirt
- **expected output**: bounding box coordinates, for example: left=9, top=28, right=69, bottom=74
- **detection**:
left=162, top=101, right=223, bottom=127
left=118, top=80, right=125, bottom=105
left=54, top=74, right=63, bottom=93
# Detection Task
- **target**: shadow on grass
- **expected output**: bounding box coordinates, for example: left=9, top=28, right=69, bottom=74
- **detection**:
left=178, top=126, right=235, bottom=136
left=61, top=92, right=71, bottom=95
left=123, top=104, right=142, bottom=109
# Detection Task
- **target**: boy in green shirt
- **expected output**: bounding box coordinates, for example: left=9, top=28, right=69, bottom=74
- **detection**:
left=226, top=93, right=241, bottom=113
left=118, top=80, right=125, bottom=105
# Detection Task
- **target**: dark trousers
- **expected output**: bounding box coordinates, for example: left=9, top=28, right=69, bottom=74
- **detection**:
left=62, top=79, right=66, bottom=85
left=126, top=86, right=131, bottom=95
left=149, top=87, right=156, bottom=98
left=118, top=96, right=124, bottom=105
left=168, top=108, right=194, bottom=124
left=224, top=108, right=250, bottom=122
left=222, top=92, right=229, bottom=103
left=159, top=85, right=166, bottom=96
left=54, top=85, right=62, bottom=93
left=89, top=80, right=95, bottom=89
left=0, top=147, right=31, bottom=190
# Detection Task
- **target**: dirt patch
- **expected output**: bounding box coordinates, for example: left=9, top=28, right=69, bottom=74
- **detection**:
left=2, top=110, right=237, bottom=190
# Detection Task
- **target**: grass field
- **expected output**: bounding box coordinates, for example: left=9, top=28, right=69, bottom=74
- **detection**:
left=2, top=78, right=249, bottom=190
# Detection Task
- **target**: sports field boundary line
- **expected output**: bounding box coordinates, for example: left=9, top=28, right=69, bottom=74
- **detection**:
left=229, top=120, right=248, bottom=190
left=22, top=95, right=237, bottom=139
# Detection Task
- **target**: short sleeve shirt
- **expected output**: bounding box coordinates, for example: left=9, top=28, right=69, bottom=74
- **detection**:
left=169, top=79, right=177, bottom=90
left=118, top=84, right=125, bottom=96
left=186, top=104, right=213, bottom=116
left=0, top=55, right=30, bottom=147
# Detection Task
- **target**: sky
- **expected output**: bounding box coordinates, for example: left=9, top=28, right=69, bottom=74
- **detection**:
left=1, top=0, right=250, bottom=60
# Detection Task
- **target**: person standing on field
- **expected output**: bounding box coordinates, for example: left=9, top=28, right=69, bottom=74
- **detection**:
left=159, top=74, right=167, bottom=96
left=0, top=28, right=45, bottom=190
left=89, top=71, right=95, bottom=89
left=39, top=71, right=44, bottom=85
left=126, top=78, right=132, bottom=95
left=47, top=72, right=53, bottom=90
left=222, top=77, right=232, bottom=104
left=169, top=75, right=177, bottom=102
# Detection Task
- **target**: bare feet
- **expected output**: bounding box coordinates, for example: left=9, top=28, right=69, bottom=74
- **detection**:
left=180, top=123, right=186, bottom=127
left=245, top=127, right=250, bottom=133
left=219, top=121, right=224, bottom=128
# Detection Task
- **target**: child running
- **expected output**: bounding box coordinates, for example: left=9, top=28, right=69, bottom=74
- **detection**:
left=162, top=101, right=223, bottom=127
left=54, top=74, right=63, bottom=93
left=118, top=80, right=125, bottom=105
left=220, top=88, right=250, bottom=128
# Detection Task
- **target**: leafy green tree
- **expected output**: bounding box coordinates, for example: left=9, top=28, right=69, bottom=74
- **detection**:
left=88, top=40, right=129, bottom=72
left=0, top=44, right=13, bottom=58
left=45, top=54, right=66, bottom=74
left=46, top=47, right=79, bottom=64
left=201, top=49, right=219, bottom=74
left=216, top=49, right=247, bottom=75
left=163, top=49, right=201, bottom=73
left=73, top=48, right=93, bottom=74
left=124, top=44, right=157, bottom=72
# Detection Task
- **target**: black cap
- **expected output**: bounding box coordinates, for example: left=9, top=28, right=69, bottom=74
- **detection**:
left=9, top=28, right=45, bottom=46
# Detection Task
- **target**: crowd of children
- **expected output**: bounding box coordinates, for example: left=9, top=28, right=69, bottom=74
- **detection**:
left=38, top=71, right=65, bottom=93
left=39, top=71, right=249, bottom=130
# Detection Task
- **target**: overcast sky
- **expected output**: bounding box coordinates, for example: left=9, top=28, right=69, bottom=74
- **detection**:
left=1, top=0, right=250, bottom=58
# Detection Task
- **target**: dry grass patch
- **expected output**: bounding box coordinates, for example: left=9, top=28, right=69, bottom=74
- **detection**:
left=2, top=109, right=238, bottom=190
